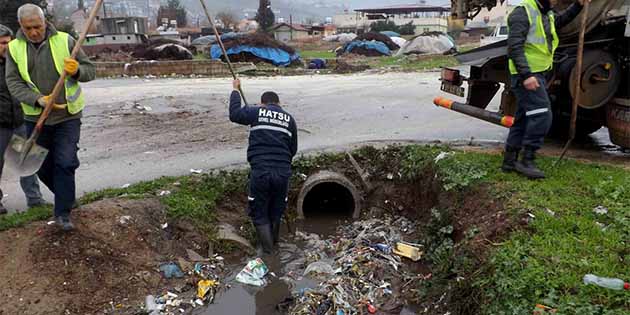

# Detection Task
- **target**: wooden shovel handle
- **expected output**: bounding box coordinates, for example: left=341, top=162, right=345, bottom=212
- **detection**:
left=35, top=0, right=104, bottom=132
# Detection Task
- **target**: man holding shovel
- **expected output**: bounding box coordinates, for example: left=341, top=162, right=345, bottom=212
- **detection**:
left=5, top=4, right=96, bottom=230
left=0, top=24, right=46, bottom=215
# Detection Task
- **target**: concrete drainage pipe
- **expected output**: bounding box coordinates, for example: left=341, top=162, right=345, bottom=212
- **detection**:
left=297, top=171, right=362, bottom=219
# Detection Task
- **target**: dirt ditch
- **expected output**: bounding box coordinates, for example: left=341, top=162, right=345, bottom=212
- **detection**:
left=0, top=146, right=518, bottom=315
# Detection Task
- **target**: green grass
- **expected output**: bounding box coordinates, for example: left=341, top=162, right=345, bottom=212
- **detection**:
left=300, top=50, right=336, bottom=59
left=399, top=146, right=630, bottom=314
left=368, top=55, right=459, bottom=71
left=0, top=145, right=628, bottom=314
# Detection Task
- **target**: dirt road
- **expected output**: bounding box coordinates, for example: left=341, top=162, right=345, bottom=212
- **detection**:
left=0, top=72, right=622, bottom=211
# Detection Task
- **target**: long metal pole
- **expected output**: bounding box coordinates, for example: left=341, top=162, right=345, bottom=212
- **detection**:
left=557, top=0, right=590, bottom=163
left=198, top=0, right=248, bottom=105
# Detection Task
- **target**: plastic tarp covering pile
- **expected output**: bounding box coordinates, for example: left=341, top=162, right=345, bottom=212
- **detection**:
left=395, top=34, right=456, bottom=56
left=380, top=31, right=401, bottom=38
left=390, top=36, right=408, bottom=47
left=323, top=33, right=357, bottom=43
left=210, top=44, right=300, bottom=67
left=344, top=40, right=391, bottom=56
left=192, top=32, right=245, bottom=46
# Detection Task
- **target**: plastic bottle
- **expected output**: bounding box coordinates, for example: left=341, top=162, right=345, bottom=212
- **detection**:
left=583, top=274, right=630, bottom=290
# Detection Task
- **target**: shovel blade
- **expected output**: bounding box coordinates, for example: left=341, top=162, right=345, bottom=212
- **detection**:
left=4, top=134, right=48, bottom=176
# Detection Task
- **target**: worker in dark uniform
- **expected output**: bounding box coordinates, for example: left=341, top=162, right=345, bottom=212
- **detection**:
left=229, top=79, right=298, bottom=255
left=502, top=0, right=584, bottom=179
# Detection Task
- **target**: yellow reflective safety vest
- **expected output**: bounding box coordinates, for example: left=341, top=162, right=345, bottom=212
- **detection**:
left=8, top=31, right=85, bottom=115
left=508, top=0, right=560, bottom=75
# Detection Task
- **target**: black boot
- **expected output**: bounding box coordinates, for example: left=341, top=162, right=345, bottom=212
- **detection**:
left=501, top=146, right=520, bottom=173
left=255, top=224, right=274, bottom=255
left=271, top=219, right=281, bottom=245
left=515, top=148, right=546, bottom=179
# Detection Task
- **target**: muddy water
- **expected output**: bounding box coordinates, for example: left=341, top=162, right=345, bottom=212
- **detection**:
left=196, top=215, right=350, bottom=315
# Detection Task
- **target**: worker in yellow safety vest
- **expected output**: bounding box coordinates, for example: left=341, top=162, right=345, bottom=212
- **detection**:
left=501, top=0, right=584, bottom=179
left=5, top=4, right=95, bottom=231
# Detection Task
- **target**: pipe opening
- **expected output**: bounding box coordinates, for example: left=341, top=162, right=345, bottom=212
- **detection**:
left=302, top=182, right=355, bottom=219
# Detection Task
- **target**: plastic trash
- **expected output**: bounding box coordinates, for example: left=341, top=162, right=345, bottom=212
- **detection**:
left=197, top=279, right=217, bottom=300
left=393, top=242, right=423, bottom=262
left=367, top=303, right=377, bottom=314
left=236, top=258, right=269, bottom=287
left=583, top=274, right=629, bottom=290
left=159, top=262, right=184, bottom=279
left=304, top=261, right=335, bottom=277
left=316, top=299, right=332, bottom=315
left=373, top=243, right=392, bottom=254
left=145, top=295, right=162, bottom=315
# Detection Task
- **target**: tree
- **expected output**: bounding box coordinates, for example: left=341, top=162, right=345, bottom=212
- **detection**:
left=369, top=20, right=399, bottom=33
left=166, top=0, right=187, bottom=27
left=255, top=0, right=275, bottom=33
left=216, top=11, right=237, bottom=30
left=0, top=0, right=48, bottom=33
left=398, top=22, right=416, bottom=35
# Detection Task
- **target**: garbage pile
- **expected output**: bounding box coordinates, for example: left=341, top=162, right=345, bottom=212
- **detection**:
left=286, top=216, right=425, bottom=315
left=133, top=39, right=195, bottom=60
left=395, top=32, right=457, bottom=56
left=210, top=33, right=301, bottom=67
left=142, top=252, right=226, bottom=314
left=340, top=32, right=401, bottom=57
left=323, top=33, right=358, bottom=44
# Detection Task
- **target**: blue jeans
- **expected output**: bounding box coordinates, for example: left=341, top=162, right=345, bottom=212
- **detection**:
left=25, top=119, right=81, bottom=217
left=506, top=73, right=553, bottom=151
left=0, top=125, right=44, bottom=206
left=247, top=166, right=291, bottom=226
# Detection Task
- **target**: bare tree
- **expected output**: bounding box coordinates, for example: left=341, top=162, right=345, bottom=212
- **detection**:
left=216, top=11, right=237, bottom=29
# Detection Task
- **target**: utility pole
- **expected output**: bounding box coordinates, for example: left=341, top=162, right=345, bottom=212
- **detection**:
left=289, top=14, right=293, bottom=41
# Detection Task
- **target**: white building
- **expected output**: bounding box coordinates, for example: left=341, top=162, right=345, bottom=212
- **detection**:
left=333, top=4, right=450, bottom=35
left=470, top=0, right=516, bottom=27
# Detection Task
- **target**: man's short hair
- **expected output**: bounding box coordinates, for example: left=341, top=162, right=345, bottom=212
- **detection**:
left=0, top=24, right=13, bottom=38
left=17, top=4, right=46, bottom=23
left=261, top=92, right=280, bottom=105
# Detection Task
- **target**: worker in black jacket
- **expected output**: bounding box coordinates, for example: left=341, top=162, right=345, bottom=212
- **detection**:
left=229, top=79, right=298, bottom=255
left=0, top=24, right=46, bottom=214
left=502, top=0, right=584, bottom=179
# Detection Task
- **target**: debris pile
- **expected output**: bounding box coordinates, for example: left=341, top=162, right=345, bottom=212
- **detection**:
left=340, top=32, right=401, bottom=57
left=133, top=39, right=195, bottom=61
left=396, top=32, right=457, bottom=56
left=287, top=216, right=425, bottom=315
left=210, top=33, right=301, bottom=67
left=323, top=33, right=358, bottom=43
left=143, top=253, right=227, bottom=314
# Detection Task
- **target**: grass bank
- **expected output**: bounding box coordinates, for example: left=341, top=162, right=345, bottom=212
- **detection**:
left=0, top=145, right=628, bottom=314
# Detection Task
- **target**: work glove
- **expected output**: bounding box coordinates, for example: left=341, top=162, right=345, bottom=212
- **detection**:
left=37, top=95, right=68, bottom=110
left=64, top=58, right=79, bottom=76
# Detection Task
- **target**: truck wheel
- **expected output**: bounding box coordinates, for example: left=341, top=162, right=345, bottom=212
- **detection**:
left=550, top=108, right=605, bottom=138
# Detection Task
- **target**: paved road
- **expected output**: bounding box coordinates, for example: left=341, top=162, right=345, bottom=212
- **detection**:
left=0, top=72, right=616, bottom=211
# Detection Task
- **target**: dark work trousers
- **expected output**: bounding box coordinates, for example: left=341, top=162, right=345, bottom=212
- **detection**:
left=247, top=166, right=291, bottom=226
left=25, top=119, right=81, bottom=218
left=506, top=73, right=553, bottom=151
left=0, top=125, right=43, bottom=206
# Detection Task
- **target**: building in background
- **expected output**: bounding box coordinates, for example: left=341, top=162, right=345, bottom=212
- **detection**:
left=272, top=23, right=310, bottom=43
left=470, top=0, right=515, bottom=27
left=333, top=4, right=450, bottom=35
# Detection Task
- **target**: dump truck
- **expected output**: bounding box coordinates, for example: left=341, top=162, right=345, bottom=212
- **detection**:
left=437, top=0, right=630, bottom=148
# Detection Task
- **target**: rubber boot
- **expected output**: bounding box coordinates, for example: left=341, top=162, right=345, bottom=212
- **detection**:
left=515, top=148, right=546, bottom=179
left=271, top=219, right=281, bottom=245
left=501, top=146, right=520, bottom=173
left=255, top=224, right=274, bottom=256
